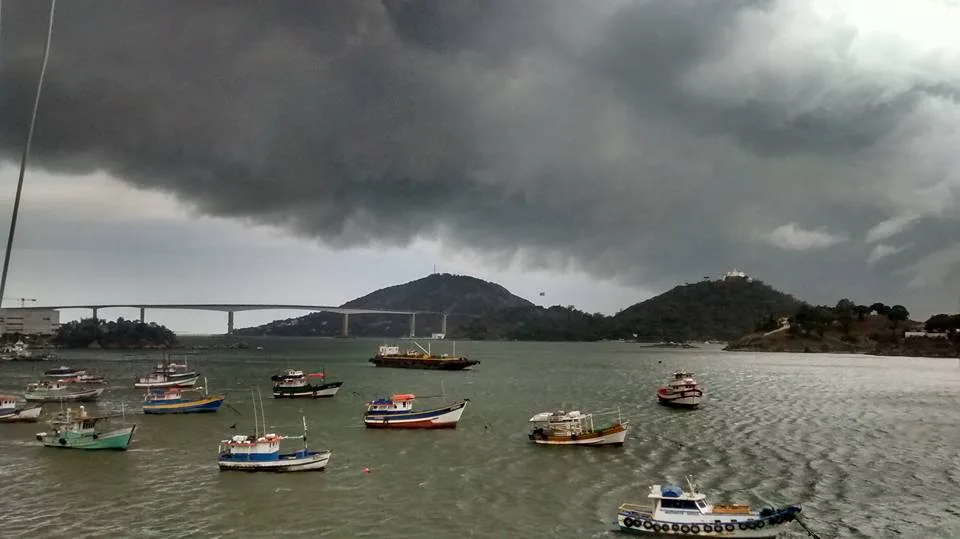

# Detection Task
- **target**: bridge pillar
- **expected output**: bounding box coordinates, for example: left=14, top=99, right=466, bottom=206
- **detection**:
left=441, top=313, right=447, bottom=335
left=409, top=312, right=416, bottom=338
left=92, top=307, right=98, bottom=321
left=342, top=313, right=349, bottom=337
left=227, top=311, right=235, bottom=335
left=139, top=307, right=145, bottom=323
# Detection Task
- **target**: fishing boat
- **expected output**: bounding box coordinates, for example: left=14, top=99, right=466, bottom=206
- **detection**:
left=271, top=369, right=343, bottom=398
left=527, top=409, right=628, bottom=446
left=0, top=395, right=42, bottom=422
left=142, top=378, right=225, bottom=414
left=369, top=342, right=479, bottom=370
left=363, top=393, right=469, bottom=429
left=24, top=381, right=104, bottom=403
left=36, top=405, right=136, bottom=450
left=656, top=370, right=703, bottom=409
left=134, top=356, right=200, bottom=388
left=617, top=477, right=803, bottom=537
left=217, top=390, right=331, bottom=472
left=44, top=366, right=86, bottom=379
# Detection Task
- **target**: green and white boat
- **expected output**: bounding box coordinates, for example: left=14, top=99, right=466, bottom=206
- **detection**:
left=36, top=406, right=136, bottom=450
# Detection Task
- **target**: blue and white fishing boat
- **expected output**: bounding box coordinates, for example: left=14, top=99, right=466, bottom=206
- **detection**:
left=142, top=378, right=224, bottom=414
left=217, top=390, right=331, bottom=472
left=363, top=393, right=469, bottom=429
left=617, top=477, right=803, bottom=537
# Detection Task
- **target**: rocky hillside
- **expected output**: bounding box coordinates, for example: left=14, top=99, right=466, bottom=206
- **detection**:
left=236, top=273, right=533, bottom=338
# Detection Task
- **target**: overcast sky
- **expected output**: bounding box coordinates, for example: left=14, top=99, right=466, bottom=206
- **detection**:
left=1, top=0, right=959, bottom=333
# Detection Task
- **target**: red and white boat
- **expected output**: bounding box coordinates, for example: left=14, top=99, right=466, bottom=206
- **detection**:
left=363, top=393, right=468, bottom=429
left=656, top=371, right=703, bottom=409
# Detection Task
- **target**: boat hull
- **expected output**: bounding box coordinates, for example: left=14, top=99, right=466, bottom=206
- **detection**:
left=364, top=400, right=468, bottom=429
left=143, top=395, right=225, bottom=414
left=134, top=375, right=199, bottom=388
left=617, top=506, right=799, bottom=537
left=530, top=423, right=627, bottom=446
left=272, top=381, right=343, bottom=398
left=38, top=425, right=136, bottom=450
left=657, top=389, right=702, bottom=409
left=25, top=388, right=104, bottom=403
left=218, top=449, right=331, bottom=472
left=0, top=405, right=42, bottom=422
left=369, top=357, right=479, bottom=370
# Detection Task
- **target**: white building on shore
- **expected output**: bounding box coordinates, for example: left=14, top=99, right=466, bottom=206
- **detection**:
left=0, top=308, right=60, bottom=336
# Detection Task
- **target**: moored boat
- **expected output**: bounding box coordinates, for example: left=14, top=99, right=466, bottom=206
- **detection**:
left=35, top=406, right=136, bottom=450
left=60, top=373, right=106, bottom=384
left=134, top=371, right=199, bottom=388
left=363, top=393, right=468, bottom=429
left=369, top=342, right=479, bottom=370
left=271, top=369, right=343, bottom=398
left=0, top=395, right=42, bottom=422
left=24, top=381, right=104, bottom=403
left=657, top=370, right=703, bottom=408
left=617, top=478, right=802, bottom=537
left=143, top=379, right=225, bottom=414
left=44, top=366, right=86, bottom=379
left=218, top=390, right=331, bottom=472
left=528, top=409, right=628, bottom=446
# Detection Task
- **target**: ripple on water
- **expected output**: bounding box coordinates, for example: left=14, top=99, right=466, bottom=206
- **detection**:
left=1, top=343, right=959, bottom=537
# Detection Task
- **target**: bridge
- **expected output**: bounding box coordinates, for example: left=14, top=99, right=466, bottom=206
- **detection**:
left=32, top=304, right=452, bottom=337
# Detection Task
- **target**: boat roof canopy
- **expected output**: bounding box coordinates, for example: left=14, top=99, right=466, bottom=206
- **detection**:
left=528, top=410, right=585, bottom=422
left=648, top=484, right=706, bottom=501
left=392, top=393, right=415, bottom=401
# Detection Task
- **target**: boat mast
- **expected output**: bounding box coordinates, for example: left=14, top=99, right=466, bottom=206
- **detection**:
left=302, top=415, right=308, bottom=451
left=257, top=386, right=266, bottom=434
left=251, top=390, right=259, bottom=437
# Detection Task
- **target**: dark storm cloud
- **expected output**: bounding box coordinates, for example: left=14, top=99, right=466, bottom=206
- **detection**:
left=2, top=0, right=960, bottom=313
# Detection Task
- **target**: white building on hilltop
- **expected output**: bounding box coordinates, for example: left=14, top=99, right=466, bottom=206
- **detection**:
left=0, top=308, right=60, bottom=336
left=722, top=269, right=752, bottom=281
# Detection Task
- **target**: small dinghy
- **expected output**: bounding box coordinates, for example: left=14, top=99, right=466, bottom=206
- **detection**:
left=271, top=369, right=343, bottom=398
left=528, top=408, right=628, bottom=446
left=656, top=370, right=703, bottom=409
left=24, top=381, right=104, bottom=403
left=363, top=393, right=468, bottom=429
left=617, top=477, right=803, bottom=537
left=0, top=395, right=42, bottom=422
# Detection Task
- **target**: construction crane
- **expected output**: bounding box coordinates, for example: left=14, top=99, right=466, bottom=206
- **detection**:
left=3, top=297, right=37, bottom=308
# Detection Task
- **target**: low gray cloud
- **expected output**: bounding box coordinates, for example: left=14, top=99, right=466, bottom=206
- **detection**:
left=2, top=0, right=960, bottom=315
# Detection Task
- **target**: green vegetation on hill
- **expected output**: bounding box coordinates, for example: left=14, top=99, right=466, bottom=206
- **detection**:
left=611, top=277, right=804, bottom=342
left=452, top=305, right=609, bottom=341
left=726, top=300, right=960, bottom=357
left=54, top=317, right=178, bottom=349
left=236, top=273, right=533, bottom=338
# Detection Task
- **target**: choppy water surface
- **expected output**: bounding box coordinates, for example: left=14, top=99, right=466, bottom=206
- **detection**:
left=1, top=339, right=958, bottom=538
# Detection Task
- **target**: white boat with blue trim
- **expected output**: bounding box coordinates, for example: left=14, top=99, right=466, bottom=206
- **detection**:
left=617, top=478, right=802, bottom=537
left=217, top=389, right=331, bottom=472
left=363, top=393, right=468, bottom=429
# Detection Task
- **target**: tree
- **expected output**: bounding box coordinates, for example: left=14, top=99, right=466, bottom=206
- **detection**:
left=853, top=304, right=871, bottom=321
left=870, top=302, right=890, bottom=316
left=886, top=305, right=909, bottom=325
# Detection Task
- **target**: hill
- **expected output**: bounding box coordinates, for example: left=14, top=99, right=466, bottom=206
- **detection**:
left=610, top=277, right=805, bottom=342
left=451, top=305, right=609, bottom=341
left=235, top=273, right=534, bottom=337
left=725, top=301, right=960, bottom=357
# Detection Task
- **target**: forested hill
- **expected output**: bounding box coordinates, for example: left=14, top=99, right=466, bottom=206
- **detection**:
left=236, top=273, right=533, bottom=337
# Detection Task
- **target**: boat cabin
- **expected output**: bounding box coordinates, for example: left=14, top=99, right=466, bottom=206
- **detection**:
left=668, top=371, right=698, bottom=388
left=528, top=410, right=596, bottom=436
left=145, top=387, right=185, bottom=402
left=378, top=345, right=401, bottom=356
left=366, top=393, right=415, bottom=412
left=648, top=484, right=710, bottom=515
left=0, top=395, right=18, bottom=410
left=218, top=434, right=283, bottom=460
left=52, top=406, right=104, bottom=434
left=27, top=381, right=68, bottom=392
